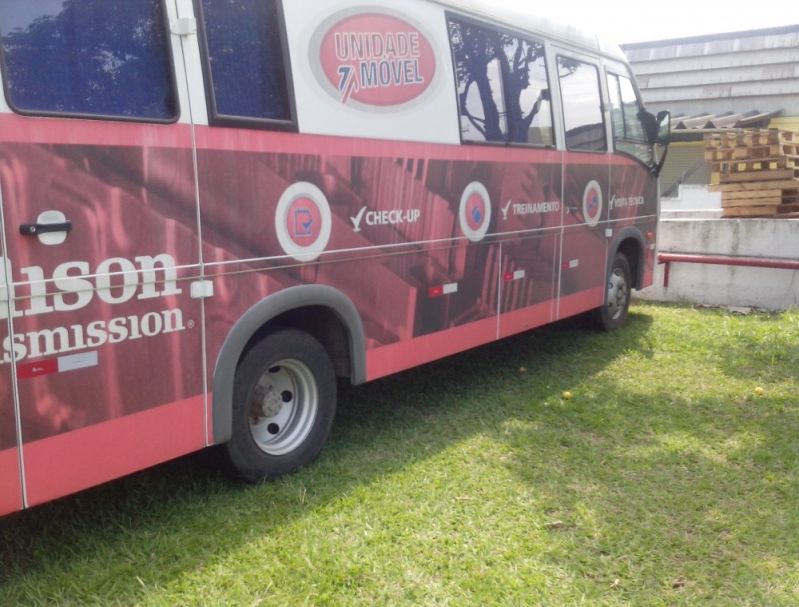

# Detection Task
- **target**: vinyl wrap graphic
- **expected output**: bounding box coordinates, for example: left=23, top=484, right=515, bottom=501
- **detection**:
left=0, top=116, right=656, bottom=510
left=0, top=132, right=204, bottom=450
left=313, top=10, right=438, bottom=109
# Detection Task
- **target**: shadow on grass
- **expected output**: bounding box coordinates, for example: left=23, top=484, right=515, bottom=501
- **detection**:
left=496, top=394, right=799, bottom=602
left=493, top=336, right=799, bottom=602
left=0, top=309, right=703, bottom=603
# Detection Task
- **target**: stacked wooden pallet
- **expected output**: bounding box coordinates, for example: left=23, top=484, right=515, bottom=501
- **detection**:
left=705, top=129, right=799, bottom=218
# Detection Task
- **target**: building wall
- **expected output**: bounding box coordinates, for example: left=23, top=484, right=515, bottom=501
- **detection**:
left=771, top=117, right=799, bottom=131
left=660, top=143, right=709, bottom=196
left=637, top=218, right=799, bottom=311
left=622, top=26, right=799, bottom=118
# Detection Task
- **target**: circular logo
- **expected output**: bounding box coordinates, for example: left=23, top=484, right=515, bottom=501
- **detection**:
left=312, top=10, right=438, bottom=111
left=459, top=182, right=492, bottom=243
left=582, top=180, right=603, bottom=227
left=275, top=183, right=332, bottom=262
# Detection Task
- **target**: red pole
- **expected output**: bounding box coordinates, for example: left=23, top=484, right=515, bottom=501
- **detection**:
left=658, top=253, right=799, bottom=288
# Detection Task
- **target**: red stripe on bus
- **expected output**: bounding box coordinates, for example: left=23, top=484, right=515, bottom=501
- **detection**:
left=498, top=301, right=553, bottom=338
left=0, top=448, right=22, bottom=516
left=0, top=115, right=639, bottom=168
left=367, top=315, right=497, bottom=381
left=194, top=126, right=567, bottom=164
left=558, top=287, right=606, bottom=320
left=0, top=114, right=193, bottom=147
left=23, top=396, right=205, bottom=508
left=367, top=289, right=606, bottom=381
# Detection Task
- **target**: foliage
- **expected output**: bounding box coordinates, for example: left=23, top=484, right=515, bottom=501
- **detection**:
left=1, top=304, right=798, bottom=606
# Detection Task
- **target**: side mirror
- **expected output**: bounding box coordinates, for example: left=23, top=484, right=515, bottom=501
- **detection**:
left=656, top=110, right=671, bottom=144
left=639, top=110, right=659, bottom=144
left=651, top=110, right=671, bottom=177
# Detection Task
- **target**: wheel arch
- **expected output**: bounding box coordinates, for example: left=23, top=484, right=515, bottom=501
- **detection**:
left=211, top=285, right=366, bottom=445
left=610, top=227, right=646, bottom=290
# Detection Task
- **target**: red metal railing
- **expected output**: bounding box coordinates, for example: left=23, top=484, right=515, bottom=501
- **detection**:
left=658, top=253, right=799, bottom=287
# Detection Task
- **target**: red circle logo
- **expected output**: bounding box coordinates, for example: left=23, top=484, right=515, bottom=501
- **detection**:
left=459, top=182, right=492, bottom=243
left=466, top=194, right=486, bottom=231
left=286, top=197, right=323, bottom=247
left=317, top=12, right=437, bottom=108
left=275, top=183, right=333, bottom=263
left=582, top=181, right=604, bottom=227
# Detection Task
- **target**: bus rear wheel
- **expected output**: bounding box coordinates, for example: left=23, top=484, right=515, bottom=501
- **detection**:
left=589, top=253, right=632, bottom=331
left=225, top=329, right=337, bottom=482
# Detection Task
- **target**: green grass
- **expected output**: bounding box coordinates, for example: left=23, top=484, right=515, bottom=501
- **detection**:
left=2, top=303, right=799, bottom=606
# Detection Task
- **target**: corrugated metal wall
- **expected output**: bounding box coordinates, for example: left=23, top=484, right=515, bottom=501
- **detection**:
left=622, top=26, right=799, bottom=117
left=660, top=144, right=709, bottom=197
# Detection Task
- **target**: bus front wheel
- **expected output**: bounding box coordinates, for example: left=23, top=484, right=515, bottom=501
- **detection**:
left=225, top=329, right=337, bottom=482
left=590, top=253, right=632, bottom=331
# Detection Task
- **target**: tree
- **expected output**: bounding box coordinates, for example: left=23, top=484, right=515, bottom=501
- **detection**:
left=0, top=0, right=175, bottom=117
left=449, top=21, right=551, bottom=143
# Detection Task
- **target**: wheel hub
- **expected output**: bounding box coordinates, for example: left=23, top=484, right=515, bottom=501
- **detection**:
left=248, top=359, right=319, bottom=456
left=607, top=269, right=629, bottom=320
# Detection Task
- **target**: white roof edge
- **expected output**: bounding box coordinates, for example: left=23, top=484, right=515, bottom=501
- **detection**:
left=431, top=0, right=628, bottom=63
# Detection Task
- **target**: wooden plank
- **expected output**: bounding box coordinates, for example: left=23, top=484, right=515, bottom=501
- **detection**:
left=722, top=197, right=783, bottom=208
left=722, top=189, right=783, bottom=200
left=710, top=179, right=799, bottom=192
left=704, top=146, right=783, bottom=161
left=722, top=206, right=779, bottom=218
left=705, top=130, right=796, bottom=150
left=712, top=169, right=799, bottom=185
left=712, top=157, right=797, bottom=173
left=782, top=143, right=799, bottom=156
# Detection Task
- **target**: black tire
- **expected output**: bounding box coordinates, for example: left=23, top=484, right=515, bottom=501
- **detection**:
left=589, top=253, right=632, bottom=331
left=225, top=329, right=337, bottom=482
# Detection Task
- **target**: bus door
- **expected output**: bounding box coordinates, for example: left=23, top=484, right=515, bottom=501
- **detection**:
left=605, top=63, right=660, bottom=283
left=0, top=241, right=21, bottom=515
left=552, top=50, right=611, bottom=319
left=0, top=0, right=205, bottom=507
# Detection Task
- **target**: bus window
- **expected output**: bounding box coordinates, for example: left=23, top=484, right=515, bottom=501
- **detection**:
left=607, top=73, right=652, bottom=166
left=557, top=56, right=606, bottom=152
left=502, top=37, right=553, bottom=146
left=448, top=18, right=553, bottom=147
left=448, top=19, right=508, bottom=143
left=0, top=0, right=177, bottom=121
left=198, top=0, right=293, bottom=125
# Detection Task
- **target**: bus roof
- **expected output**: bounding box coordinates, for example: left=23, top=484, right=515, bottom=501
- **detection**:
left=433, top=0, right=629, bottom=63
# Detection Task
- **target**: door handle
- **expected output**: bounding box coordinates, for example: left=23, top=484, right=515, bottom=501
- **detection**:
left=20, top=220, right=73, bottom=237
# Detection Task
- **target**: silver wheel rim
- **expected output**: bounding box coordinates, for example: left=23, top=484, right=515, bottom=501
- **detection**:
left=606, top=268, right=629, bottom=320
left=248, top=358, right=318, bottom=456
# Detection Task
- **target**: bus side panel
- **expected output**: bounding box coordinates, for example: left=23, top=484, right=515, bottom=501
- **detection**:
left=559, top=156, right=610, bottom=319
left=0, top=121, right=206, bottom=505
left=610, top=160, right=659, bottom=286
left=496, top=162, right=563, bottom=338
left=0, top=355, right=22, bottom=514
left=196, top=131, right=564, bottom=384
left=23, top=396, right=204, bottom=508
left=0, top=235, right=22, bottom=515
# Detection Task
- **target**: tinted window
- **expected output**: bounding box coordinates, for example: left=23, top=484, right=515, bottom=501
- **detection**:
left=619, top=76, right=646, bottom=142
left=200, top=0, right=292, bottom=123
left=448, top=20, right=507, bottom=143
left=0, top=0, right=177, bottom=120
left=502, top=37, right=553, bottom=145
left=558, top=57, right=606, bottom=152
left=607, top=73, right=651, bottom=165
left=607, top=75, right=625, bottom=141
left=448, top=18, right=553, bottom=146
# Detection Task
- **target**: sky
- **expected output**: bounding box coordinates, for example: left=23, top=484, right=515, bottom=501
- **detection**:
left=503, top=0, right=797, bottom=45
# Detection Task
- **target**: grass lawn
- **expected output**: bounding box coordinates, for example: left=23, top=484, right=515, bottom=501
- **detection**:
left=1, top=303, right=798, bottom=606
